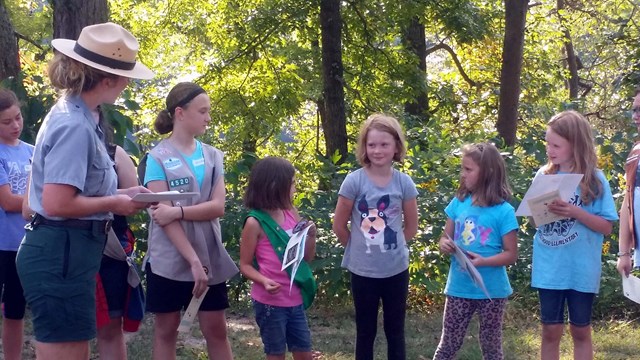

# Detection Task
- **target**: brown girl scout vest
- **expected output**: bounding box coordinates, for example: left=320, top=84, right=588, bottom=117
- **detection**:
left=146, top=140, right=238, bottom=284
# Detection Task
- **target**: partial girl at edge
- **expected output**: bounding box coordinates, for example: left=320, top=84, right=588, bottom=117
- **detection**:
left=143, top=82, right=238, bottom=360
left=332, top=113, right=419, bottom=360
left=239, top=156, right=317, bottom=360
left=433, top=142, right=518, bottom=360
left=532, top=110, right=617, bottom=360
left=0, top=88, right=33, bottom=360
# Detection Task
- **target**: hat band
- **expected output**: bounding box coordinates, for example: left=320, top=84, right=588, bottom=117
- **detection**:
left=74, top=43, right=136, bottom=71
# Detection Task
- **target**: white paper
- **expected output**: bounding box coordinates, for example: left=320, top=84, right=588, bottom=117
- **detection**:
left=515, top=174, right=583, bottom=216
left=622, top=274, right=640, bottom=304
left=527, top=189, right=566, bottom=226
left=132, top=191, right=199, bottom=202
left=178, top=287, right=210, bottom=333
left=281, top=225, right=310, bottom=294
left=452, top=242, right=491, bottom=300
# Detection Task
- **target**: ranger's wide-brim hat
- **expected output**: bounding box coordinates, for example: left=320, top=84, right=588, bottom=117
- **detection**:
left=51, top=22, right=154, bottom=80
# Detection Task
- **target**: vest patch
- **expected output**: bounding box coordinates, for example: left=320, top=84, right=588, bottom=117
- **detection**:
left=163, top=157, right=182, bottom=170
left=169, top=177, right=190, bottom=188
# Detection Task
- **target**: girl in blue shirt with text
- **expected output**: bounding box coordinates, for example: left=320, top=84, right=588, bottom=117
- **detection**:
left=531, top=110, right=617, bottom=360
left=434, top=142, right=518, bottom=360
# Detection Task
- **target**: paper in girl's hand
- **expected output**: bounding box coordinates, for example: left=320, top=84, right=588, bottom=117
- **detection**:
left=452, top=242, right=491, bottom=300
left=516, top=174, right=583, bottom=216
left=281, top=224, right=310, bottom=294
left=178, top=287, right=210, bottom=333
left=527, top=189, right=565, bottom=226
left=622, top=274, right=640, bottom=304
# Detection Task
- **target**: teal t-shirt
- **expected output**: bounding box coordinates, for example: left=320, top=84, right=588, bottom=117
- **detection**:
left=144, top=140, right=205, bottom=188
left=531, top=169, right=618, bottom=293
left=443, top=195, right=518, bottom=299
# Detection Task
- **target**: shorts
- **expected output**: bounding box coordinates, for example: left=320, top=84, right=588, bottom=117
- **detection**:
left=538, top=288, right=594, bottom=327
left=145, top=263, right=229, bottom=313
left=16, top=224, right=106, bottom=342
left=0, top=250, right=26, bottom=319
left=99, top=256, right=130, bottom=317
left=253, top=300, right=312, bottom=355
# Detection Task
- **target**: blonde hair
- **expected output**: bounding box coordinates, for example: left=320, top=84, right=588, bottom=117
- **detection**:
left=48, top=53, right=118, bottom=95
left=542, top=110, right=601, bottom=204
left=456, top=143, right=511, bottom=207
left=356, top=113, right=407, bottom=166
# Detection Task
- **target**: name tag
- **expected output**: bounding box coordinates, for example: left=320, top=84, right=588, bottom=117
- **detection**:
left=169, top=177, right=190, bottom=188
left=192, top=158, right=205, bottom=167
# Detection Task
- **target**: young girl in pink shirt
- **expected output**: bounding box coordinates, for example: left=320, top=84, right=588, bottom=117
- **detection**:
left=240, top=156, right=317, bottom=360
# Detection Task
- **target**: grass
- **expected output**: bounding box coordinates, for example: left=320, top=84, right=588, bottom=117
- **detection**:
left=4, top=302, right=640, bottom=359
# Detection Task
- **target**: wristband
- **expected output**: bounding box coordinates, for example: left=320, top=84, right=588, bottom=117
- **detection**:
left=617, top=250, right=632, bottom=257
left=180, top=206, right=184, bottom=220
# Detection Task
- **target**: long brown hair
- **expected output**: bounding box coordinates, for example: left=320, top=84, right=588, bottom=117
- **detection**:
left=244, top=157, right=295, bottom=211
left=542, top=110, right=601, bottom=204
left=456, top=143, right=511, bottom=207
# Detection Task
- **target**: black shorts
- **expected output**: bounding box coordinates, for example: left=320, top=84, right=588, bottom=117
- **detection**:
left=145, top=263, right=229, bottom=313
left=99, top=256, right=130, bottom=317
left=0, top=250, right=26, bottom=319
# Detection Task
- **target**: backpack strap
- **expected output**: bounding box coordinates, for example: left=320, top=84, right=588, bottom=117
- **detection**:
left=246, top=209, right=317, bottom=309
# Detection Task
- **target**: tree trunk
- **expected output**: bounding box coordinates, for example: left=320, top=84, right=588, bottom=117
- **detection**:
left=0, top=0, right=20, bottom=80
left=496, top=0, right=527, bottom=147
left=557, top=0, right=579, bottom=99
left=320, top=0, right=348, bottom=163
left=51, top=0, right=109, bottom=40
left=402, top=16, right=428, bottom=121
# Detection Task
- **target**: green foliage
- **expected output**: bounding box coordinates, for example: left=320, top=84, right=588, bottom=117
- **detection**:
left=7, top=0, right=640, bottom=320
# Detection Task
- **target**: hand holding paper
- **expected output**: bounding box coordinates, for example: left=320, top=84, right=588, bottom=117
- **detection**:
left=516, top=174, right=583, bottom=220
left=132, top=190, right=199, bottom=202
left=527, top=190, right=565, bottom=226
left=622, top=274, right=640, bottom=304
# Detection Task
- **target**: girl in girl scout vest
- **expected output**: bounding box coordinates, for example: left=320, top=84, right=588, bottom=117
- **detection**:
left=143, top=82, right=238, bottom=360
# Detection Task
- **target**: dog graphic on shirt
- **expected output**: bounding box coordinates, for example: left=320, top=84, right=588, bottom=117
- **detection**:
left=357, top=194, right=398, bottom=254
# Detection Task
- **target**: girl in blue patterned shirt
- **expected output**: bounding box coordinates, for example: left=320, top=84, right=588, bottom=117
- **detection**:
left=434, top=142, right=518, bottom=360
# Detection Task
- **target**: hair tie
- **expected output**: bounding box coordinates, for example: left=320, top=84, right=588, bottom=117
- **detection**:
left=168, top=87, right=206, bottom=115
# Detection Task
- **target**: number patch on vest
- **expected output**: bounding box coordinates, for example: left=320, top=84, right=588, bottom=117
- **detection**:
left=169, top=177, right=190, bottom=188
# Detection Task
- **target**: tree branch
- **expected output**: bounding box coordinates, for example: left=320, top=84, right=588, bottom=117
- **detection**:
left=14, top=31, right=43, bottom=50
left=425, top=42, right=477, bottom=87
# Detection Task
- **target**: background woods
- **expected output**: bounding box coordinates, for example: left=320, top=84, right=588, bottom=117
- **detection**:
left=3, top=0, right=640, bottom=318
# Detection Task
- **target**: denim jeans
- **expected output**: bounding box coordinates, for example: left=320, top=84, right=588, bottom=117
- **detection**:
left=253, top=300, right=312, bottom=355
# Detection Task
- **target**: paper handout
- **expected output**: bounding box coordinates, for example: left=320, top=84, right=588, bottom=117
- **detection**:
left=178, top=287, right=210, bottom=333
left=515, top=174, right=583, bottom=217
left=451, top=240, right=491, bottom=299
left=132, top=190, right=199, bottom=202
left=622, top=274, right=640, bottom=304
left=281, top=224, right=311, bottom=294
left=527, top=189, right=565, bottom=226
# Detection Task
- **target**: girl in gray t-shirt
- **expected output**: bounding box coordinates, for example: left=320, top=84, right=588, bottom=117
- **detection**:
left=333, top=113, right=418, bottom=360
